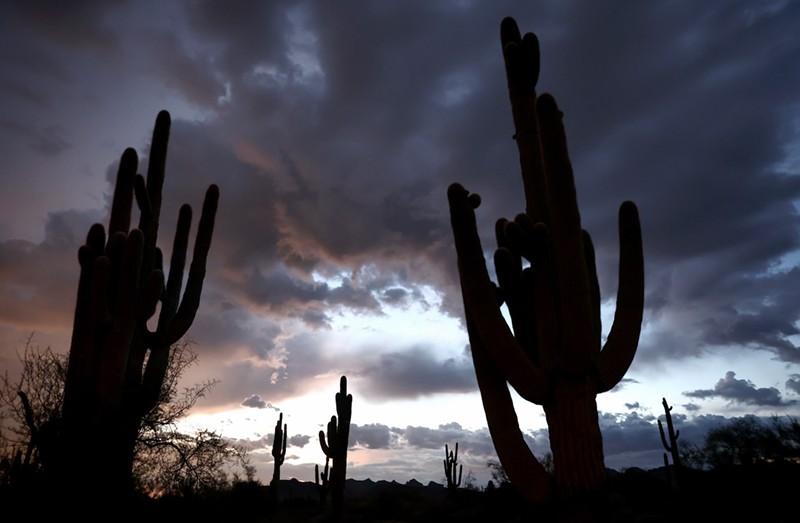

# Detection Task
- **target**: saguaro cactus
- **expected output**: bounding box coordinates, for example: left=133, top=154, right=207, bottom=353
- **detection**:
left=315, top=456, right=331, bottom=506
left=57, top=110, right=219, bottom=499
left=448, top=17, right=644, bottom=505
left=319, top=375, right=352, bottom=517
left=270, top=412, right=288, bottom=502
left=658, top=397, right=682, bottom=489
left=443, top=442, right=462, bottom=490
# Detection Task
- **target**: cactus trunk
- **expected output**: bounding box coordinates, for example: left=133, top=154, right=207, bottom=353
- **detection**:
left=544, top=380, right=606, bottom=497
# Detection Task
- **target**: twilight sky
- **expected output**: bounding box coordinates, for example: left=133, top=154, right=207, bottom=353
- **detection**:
left=2, top=0, right=800, bottom=487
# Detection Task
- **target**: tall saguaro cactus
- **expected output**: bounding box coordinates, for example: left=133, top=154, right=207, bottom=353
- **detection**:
left=57, top=110, right=219, bottom=499
left=448, top=17, right=644, bottom=505
left=443, top=442, right=462, bottom=490
left=658, top=397, right=682, bottom=489
left=270, top=412, right=288, bottom=503
left=319, top=375, right=352, bottom=517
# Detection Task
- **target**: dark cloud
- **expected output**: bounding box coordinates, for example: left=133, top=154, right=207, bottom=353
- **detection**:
left=401, top=423, right=497, bottom=459
left=598, top=411, right=734, bottom=470
left=6, top=1, right=124, bottom=55
left=684, top=371, right=797, bottom=407
left=241, top=394, right=279, bottom=410
left=143, top=31, right=228, bottom=110
left=609, top=378, right=640, bottom=393
left=0, top=120, right=71, bottom=156
left=357, top=347, right=476, bottom=400
left=350, top=423, right=395, bottom=450
left=0, top=209, right=99, bottom=335
left=786, top=375, right=800, bottom=395
left=288, top=434, right=310, bottom=448
left=28, top=124, right=71, bottom=156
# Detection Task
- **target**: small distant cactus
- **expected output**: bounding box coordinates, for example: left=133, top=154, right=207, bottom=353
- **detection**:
left=315, top=456, right=331, bottom=506
left=319, top=376, right=352, bottom=518
left=443, top=442, right=462, bottom=490
left=270, top=412, right=288, bottom=503
left=658, top=397, right=682, bottom=489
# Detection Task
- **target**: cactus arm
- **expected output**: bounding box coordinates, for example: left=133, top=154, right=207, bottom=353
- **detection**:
left=169, top=184, right=219, bottom=344
left=657, top=419, right=670, bottom=450
left=138, top=185, right=218, bottom=413
left=158, top=205, right=191, bottom=332
left=448, top=184, right=549, bottom=404
left=108, top=148, right=138, bottom=238
left=584, top=230, right=602, bottom=355
left=467, top=313, right=552, bottom=502
left=319, top=427, right=330, bottom=456
left=500, top=18, right=546, bottom=224
left=138, top=111, right=168, bottom=250
left=594, top=201, right=644, bottom=393
left=281, top=423, right=288, bottom=462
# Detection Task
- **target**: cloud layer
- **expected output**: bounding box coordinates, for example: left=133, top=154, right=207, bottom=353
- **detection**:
left=2, top=0, right=800, bottom=484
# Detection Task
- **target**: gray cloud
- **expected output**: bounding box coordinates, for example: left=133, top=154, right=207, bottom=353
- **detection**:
left=350, top=423, right=395, bottom=450
left=241, top=394, right=279, bottom=410
left=357, top=347, right=476, bottom=400
left=288, top=434, right=310, bottom=448
left=786, top=375, right=800, bottom=395
left=684, top=371, right=797, bottom=407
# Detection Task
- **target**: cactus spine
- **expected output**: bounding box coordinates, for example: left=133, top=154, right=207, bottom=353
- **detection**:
left=57, top=110, right=219, bottom=499
left=658, top=397, right=682, bottom=489
left=270, top=412, right=288, bottom=503
left=319, top=375, right=352, bottom=518
left=448, top=17, right=644, bottom=504
left=444, top=442, right=462, bottom=490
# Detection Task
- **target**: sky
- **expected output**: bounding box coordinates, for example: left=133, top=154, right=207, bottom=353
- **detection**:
left=2, top=0, right=800, bottom=489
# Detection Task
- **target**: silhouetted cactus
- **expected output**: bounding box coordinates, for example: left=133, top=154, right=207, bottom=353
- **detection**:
left=319, top=375, right=352, bottom=518
left=17, top=391, right=38, bottom=472
left=443, top=442, right=462, bottom=490
left=270, top=412, right=288, bottom=504
left=658, top=397, right=682, bottom=489
left=56, top=110, right=219, bottom=500
left=448, top=17, right=644, bottom=506
left=315, top=456, right=330, bottom=506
